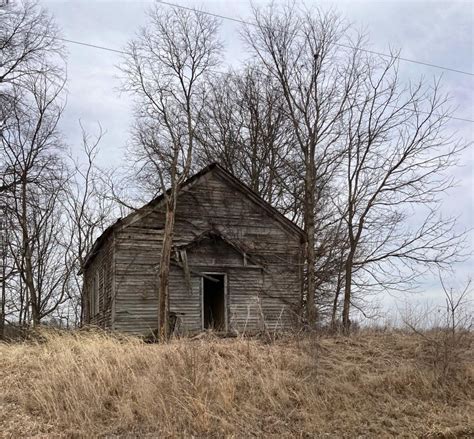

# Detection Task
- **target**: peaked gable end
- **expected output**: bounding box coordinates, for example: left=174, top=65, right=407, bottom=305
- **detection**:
left=121, top=164, right=305, bottom=240
left=82, top=163, right=305, bottom=271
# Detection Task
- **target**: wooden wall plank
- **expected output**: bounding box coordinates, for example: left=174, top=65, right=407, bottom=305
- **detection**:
left=86, top=168, right=304, bottom=335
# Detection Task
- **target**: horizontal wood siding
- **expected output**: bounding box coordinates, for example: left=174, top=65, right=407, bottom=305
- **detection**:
left=169, top=269, right=202, bottom=333
left=113, top=226, right=161, bottom=335
left=227, top=268, right=264, bottom=332
left=89, top=168, right=303, bottom=335
left=83, top=236, right=114, bottom=328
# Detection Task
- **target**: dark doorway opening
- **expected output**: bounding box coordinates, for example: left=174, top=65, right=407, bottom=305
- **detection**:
left=203, top=274, right=225, bottom=330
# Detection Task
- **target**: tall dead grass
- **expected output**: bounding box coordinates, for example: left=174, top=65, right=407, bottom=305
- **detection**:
left=1, top=329, right=473, bottom=438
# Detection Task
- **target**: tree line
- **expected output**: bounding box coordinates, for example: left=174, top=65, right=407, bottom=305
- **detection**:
left=0, top=0, right=467, bottom=338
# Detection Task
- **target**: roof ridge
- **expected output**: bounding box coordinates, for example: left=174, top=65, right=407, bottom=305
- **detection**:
left=81, top=163, right=305, bottom=271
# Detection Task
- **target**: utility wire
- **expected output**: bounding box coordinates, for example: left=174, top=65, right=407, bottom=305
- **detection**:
left=49, top=35, right=474, bottom=123
left=158, top=0, right=474, bottom=78
left=52, top=1, right=474, bottom=78
left=26, top=6, right=473, bottom=123
left=59, top=37, right=127, bottom=55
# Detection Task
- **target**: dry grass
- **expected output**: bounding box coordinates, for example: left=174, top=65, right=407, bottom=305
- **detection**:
left=0, top=329, right=473, bottom=438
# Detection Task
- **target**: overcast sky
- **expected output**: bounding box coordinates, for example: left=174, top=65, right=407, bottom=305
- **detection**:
left=42, top=0, right=473, bottom=316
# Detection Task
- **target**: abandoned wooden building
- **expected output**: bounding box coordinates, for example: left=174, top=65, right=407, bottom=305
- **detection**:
left=81, top=163, right=305, bottom=335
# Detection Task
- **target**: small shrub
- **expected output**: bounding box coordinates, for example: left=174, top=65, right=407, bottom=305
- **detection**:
left=404, top=278, right=473, bottom=383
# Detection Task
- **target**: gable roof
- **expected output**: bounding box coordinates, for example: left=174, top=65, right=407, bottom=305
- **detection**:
left=81, top=163, right=305, bottom=273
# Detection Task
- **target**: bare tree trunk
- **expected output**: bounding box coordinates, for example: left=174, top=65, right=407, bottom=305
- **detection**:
left=20, top=176, right=40, bottom=326
left=330, top=267, right=344, bottom=330
left=304, top=154, right=317, bottom=325
left=0, top=248, right=5, bottom=338
left=342, top=251, right=354, bottom=334
left=158, top=194, right=177, bottom=340
left=18, top=277, right=24, bottom=326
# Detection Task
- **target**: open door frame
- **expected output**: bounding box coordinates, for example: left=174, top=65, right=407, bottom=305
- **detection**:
left=201, top=272, right=227, bottom=332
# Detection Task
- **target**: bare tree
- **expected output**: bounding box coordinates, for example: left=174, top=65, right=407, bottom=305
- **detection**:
left=337, top=54, right=467, bottom=332
left=1, top=0, right=63, bottom=195
left=64, top=124, right=114, bottom=325
left=197, top=65, right=300, bottom=214
left=0, top=0, right=72, bottom=329
left=1, top=67, right=68, bottom=326
left=121, top=3, right=222, bottom=339
left=242, top=4, right=362, bottom=324
left=0, top=0, right=61, bottom=85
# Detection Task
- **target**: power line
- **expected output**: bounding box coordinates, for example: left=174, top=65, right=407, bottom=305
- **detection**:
left=52, top=2, right=474, bottom=78
left=158, top=0, right=474, bottom=78
left=59, top=37, right=127, bottom=55
left=23, top=7, right=473, bottom=123
left=50, top=36, right=474, bottom=123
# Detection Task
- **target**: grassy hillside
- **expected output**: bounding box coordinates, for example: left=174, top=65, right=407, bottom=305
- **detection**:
left=1, top=329, right=473, bottom=438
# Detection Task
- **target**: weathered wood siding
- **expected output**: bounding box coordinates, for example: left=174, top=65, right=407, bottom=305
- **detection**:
left=84, top=167, right=304, bottom=335
left=109, top=169, right=303, bottom=334
left=113, top=226, right=161, bottom=334
left=169, top=269, right=202, bottom=332
left=83, top=235, right=114, bottom=328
